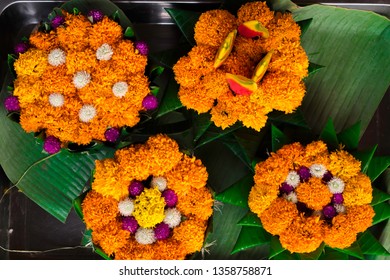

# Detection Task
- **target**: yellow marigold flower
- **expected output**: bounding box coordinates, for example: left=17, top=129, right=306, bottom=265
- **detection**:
left=57, top=12, right=92, bottom=51
left=328, top=149, right=361, bottom=180
left=343, top=174, right=373, bottom=206
left=29, top=30, right=59, bottom=50
left=236, top=1, right=275, bottom=27
left=88, top=16, right=123, bottom=50
left=296, top=177, right=333, bottom=210
left=132, top=187, right=166, bottom=228
left=279, top=215, right=325, bottom=253
left=82, top=190, right=119, bottom=231
left=194, top=9, right=237, bottom=47
left=14, top=49, right=48, bottom=77
left=13, top=77, right=45, bottom=104
left=260, top=198, right=298, bottom=235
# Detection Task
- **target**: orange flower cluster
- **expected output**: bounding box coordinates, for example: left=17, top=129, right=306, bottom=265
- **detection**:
left=13, top=11, right=150, bottom=145
left=173, top=1, right=308, bottom=131
left=82, top=134, right=213, bottom=259
left=248, top=141, right=374, bottom=253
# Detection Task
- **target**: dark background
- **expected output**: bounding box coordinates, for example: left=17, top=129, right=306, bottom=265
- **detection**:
left=0, top=0, right=389, bottom=259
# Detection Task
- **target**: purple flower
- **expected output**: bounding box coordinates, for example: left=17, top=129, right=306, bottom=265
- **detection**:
left=4, top=96, right=20, bottom=111
left=279, top=182, right=294, bottom=194
left=14, top=42, right=29, bottom=54
left=142, top=95, right=158, bottom=111
left=104, top=127, right=120, bottom=142
left=43, top=136, right=61, bottom=154
left=87, top=9, right=104, bottom=23
left=154, top=222, right=170, bottom=240
left=129, top=180, right=144, bottom=197
left=322, top=170, right=333, bottom=183
left=162, top=189, right=178, bottom=208
left=51, top=15, right=65, bottom=29
left=323, top=205, right=337, bottom=219
left=332, top=193, right=344, bottom=204
left=122, top=216, right=139, bottom=233
left=297, top=166, right=311, bottom=182
left=135, top=41, right=149, bottom=56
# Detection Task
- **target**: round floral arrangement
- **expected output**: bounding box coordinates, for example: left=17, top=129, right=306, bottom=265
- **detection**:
left=248, top=140, right=375, bottom=253
left=81, top=134, right=213, bottom=259
left=5, top=10, right=157, bottom=151
left=173, top=1, right=309, bottom=131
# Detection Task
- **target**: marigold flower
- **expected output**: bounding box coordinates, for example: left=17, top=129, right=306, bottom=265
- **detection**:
left=249, top=141, right=375, bottom=253
left=82, top=135, right=213, bottom=259
left=173, top=1, right=309, bottom=131
left=29, top=30, right=59, bottom=51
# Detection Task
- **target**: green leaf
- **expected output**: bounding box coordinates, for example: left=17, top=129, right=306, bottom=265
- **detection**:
left=195, top=122, right=242, bottom=149
left=268, top=109, right=309, bottom=128
left=353, top=146, right=377, bottom=174
left=298, top=243, right=325, bottom=260
left=73, top=7, right=80, bottom=15
left=296, top=18, right=313, bottom=38
left=294, top=5, right=390, bottom=137
left=149, top=44, right=192, bottom=69
left=124, top=26, right=134, bottom=39
left=358, top=230, right=390, bottom=256
left=366, top=156, right=390, bottom=182
left=231, top=226, right=271, bottom=255
left=269, top=236, right=286, bottom=259
left=156, top=76, right=183, bottom=118
left=332, top=242, right=364, bottom=260
left=372, top=188, right=390, bottom=206
left=271, top=124, right=289, bottom=152
left=319, top=118, right=338, bottom=149
left=81, top=229, right=112, bottom=260
left=192, top=113, right=212, bottom=142
left=372, top=202, right=390, bottom=226
left=221, top=134, right=253, bottom=171
left=7, top=54, right=16, bottom=79
left=237, top=211, right=262, bottom=227
left=319, top=247, right=349, bottom=260
left=150, top=86, right=159, bottom=96
left=215, top=174, right=253, bottom=208
left=337, top=122, right=361, bottom=150
left=269, top=0, right=298, bottom=12
left=307, top=61, right=325, bottom=76
left=271, top=250, right=300, bottom=260
left=165, top=8, right=200, bottom=46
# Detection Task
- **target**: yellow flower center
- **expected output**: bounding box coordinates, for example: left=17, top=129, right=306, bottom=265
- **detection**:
left=132, top=187, right=165, bottom=228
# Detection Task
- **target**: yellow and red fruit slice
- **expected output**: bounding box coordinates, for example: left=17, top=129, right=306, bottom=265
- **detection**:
left=238, top=20, right=269, bottom=39
left=252, top=50, right=274, bottom=82
left=214, top=29, right=237, bottom=68
left=226, top=73, right=258, bottom=96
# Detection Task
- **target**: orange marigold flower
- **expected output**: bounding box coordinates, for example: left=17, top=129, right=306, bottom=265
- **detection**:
left=248, top=183, right=279, bottom=215
left=82, top=190, right=119, bottom=230
left=29, top=30, right=59, bottom=50
left=14, top=49, right=48, bottom=77
left=176, top=187, right=214, bottom=221
left=173, top=1, right=308, bottom=131
left=279, top=215, right=325, bottom=253
left=296, top=177, right=333, bottom=210
left=260, top=198, right=298, bottom=235
left=328, top=149, right=361, bottom=180
left=194, top=9, right=237, bottom=47
left=343, top=174, right=373, bottom=206
left=324, top=213, right=357, bottom=249
left=172, top=217, right=208, bottom=254
left=88, top=16, right=123, bottom=50
left=346, top=205, right=375, bottom=233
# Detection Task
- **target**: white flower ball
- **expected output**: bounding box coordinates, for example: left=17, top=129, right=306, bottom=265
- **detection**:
left=309, top=164, right=327, bottom=178
left=48, top=93, right=65, bottom=107
left=283, top=192, right=298, bottom=204
left=118, top=198, right=135, bottom=216
left=73, top=70, right=91, bottom=89
left=327, top=177, right=345, bottom=194
left=150, top=176, right=168, bottom=192
left=163, top=208, right=181, bottom=228
left=112, top=81, right=128, bottom=98
left=286, top=171, right=300, bottom=188
left=79, top=104, right=96, bottom=123
left=135, top=228, right=156, bottom=245
left=334, top=204, right=346, bottom=214
left=96, top=43, right=114, bottom=61
left=48, top=48, right=66, bottom=66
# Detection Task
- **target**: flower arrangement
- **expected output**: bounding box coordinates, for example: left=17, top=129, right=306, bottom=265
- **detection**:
left=248, top=140, right=375, bottom=253
left=81, top=134, right=213, bottom=259
left=173, top=1, right=309, bottom=131
left=5, top=9, right=157, bottom=152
